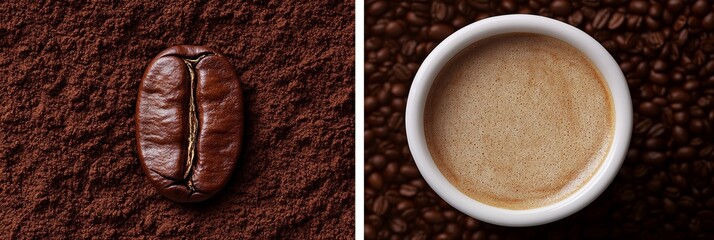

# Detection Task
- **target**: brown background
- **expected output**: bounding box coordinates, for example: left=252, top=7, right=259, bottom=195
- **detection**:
left=365, top=0, right=714, bottom=239
left=0, top=0, right=354, bottom=238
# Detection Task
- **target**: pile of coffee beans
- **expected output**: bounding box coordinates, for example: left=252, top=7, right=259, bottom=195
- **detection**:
left=365, top=0, right=714, bottom=239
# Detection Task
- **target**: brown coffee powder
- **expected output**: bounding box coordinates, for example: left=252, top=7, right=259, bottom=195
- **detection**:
left=0, top=1, right=354, bottom=238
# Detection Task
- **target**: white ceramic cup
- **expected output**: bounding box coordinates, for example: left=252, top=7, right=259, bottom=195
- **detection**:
left=405, top=14, right=633, bottom=227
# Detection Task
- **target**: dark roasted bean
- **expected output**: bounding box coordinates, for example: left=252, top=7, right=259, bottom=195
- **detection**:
left=137, top=46, right=243, bottom=202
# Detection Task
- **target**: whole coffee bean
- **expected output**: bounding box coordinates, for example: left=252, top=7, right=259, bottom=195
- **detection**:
left=550, top=0, right=572, bottom=16
left=664, top=198, right=677, bottom=215
left=628, top=0, right=649, bottom=15
left=368, top=1, right=389, bottom=17
left=371, top=154, right=388, bottom=170
left=593, top=9, right=612, bottom=30
left=373, top=195, right=389, bottom=215
left=500, top=0, right=517, bottom=12
left=647, top=123, right=665, bottom=137
left=137, top=46, right=244, bottom=202
left=428, top=24, right=455, bottom=41
left=692, top=0, right=710, bottom=17
left=645, top=138, right=664, bottom=150
left=368, top=172, right=385, bottom=189
left=431, top=2, right=450, bottom=22
left=399, top=164, right=420, bottom=178
left=675, top=146, right=696, bottom=161
left=385, top=21, right=405, bottom=38
left=609, top=11, right=625, bottom=29
left=627, top=15, right=643, bottom=29
left=639, top=101, right=660, bottom=117
left=667, top=0, right=685, bottom=14
left=703, top=13, right=714, bottom=31
left=405, top=11, right=429, bottom=26
left=400, top=184, right=418, bottom=197
left=673, top=16, right=687, bottom=32
left=390, top=217, right=408, bottom=233
left=643, top=151, right=666, bottom=165
left=423, top=209, right=446, bottom=223
left=569, top=10, right=584, bottom=26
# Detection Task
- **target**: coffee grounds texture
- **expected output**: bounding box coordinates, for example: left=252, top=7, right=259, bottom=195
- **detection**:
left=365, top=0, right=714, bottom=239
left=0, top=1, right=354, bottom=238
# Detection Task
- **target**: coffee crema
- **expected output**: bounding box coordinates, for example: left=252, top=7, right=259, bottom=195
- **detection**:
left=424, top=33, right=614, bottom=209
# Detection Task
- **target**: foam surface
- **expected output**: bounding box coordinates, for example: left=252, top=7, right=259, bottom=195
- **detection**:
left=424, top=33, right=614, bottom=210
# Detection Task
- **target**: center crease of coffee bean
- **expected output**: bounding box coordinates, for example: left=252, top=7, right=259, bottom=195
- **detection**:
left=173, top=53, right=212, bottom=193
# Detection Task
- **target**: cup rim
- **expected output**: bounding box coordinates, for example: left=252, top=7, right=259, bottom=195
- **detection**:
left=405, top=14, right=633, bottom=227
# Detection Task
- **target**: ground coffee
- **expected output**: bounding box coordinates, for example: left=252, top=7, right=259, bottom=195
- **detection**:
left=0, top=1, right=354, bottom=238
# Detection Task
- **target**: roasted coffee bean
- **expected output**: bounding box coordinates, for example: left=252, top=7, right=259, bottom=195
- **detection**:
left=368, top=1, right=389, bottom=17
left=628, top=1, right=649, bottom=15
left=390, top=217, right=408, bottom=233
left=550, top=0, right=572, bottom=16
left=593, top=9, right=612, bottom=29
left=428, top=24, right=455, bottom=41
left=608, top=11, right=625, bottom=29
left=423, top=210, right=446, bottom=224
left=643, top=151, right=666, bottom=165
left=368, top=172, right=385, bottom=190
left=400, top=184, right=418, bottom=197
left=137, top=46, right=243, bottom=202
left=639, top=101, right=659, bottom=117
left=373, top=195, right=389, bottom=215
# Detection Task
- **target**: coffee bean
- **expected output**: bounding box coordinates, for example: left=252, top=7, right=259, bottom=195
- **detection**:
left=406, top=11, right=429, bottom=26
left=674, top=146, right=696, bottom=161
left=400, top=184, right=418, bottom=197
left=368, top=172, right=385, bottom=189
left=672, top=125, right=689, bottom=145
left=393, top=64, right=412, bottom=82
left=431, top=2, right=450, bottom=22
left=608, top=11, right=625, bottom=29
left=428, top=24, right=455, bottom=41
left=390, top=217, right=408, bottom=233
left=669, top=89, right=692, bottom=103
left=385, top=21, right=405, bottom=38
left=569, top=10, right=584, bottom=26
left=371, top=154, right=388, bottom=170
left=367, top=2, right=389, bottom=17
left=627, top=14, right=643, bottom=29
left=703, top=13, right=714, bottom=30
left=644, top=138, right=664, bottom=150
left=643, top=151, right=666, bottom=165
left=423, top=210, right=446, bottom=223
left=550, top=0, right=572, bottom=16
left=692, top=0, right=711, bottom=17
left=137, top=46, right=243, bottom=202
left=628, top=1, right=649, bottom=15
left=663, top=198, right=678, bottom=215
left=500, top=0, right=517, bottom=12
left=648, top=123, right=666, bottom=137
left=649, top=71, right=668, bottom=85
left=666, top=0, right=684, bottom=12
left=383, top=162, right=399, bottom=181
left=373, top=195, right=389, bottom=215
left=639, top=102, right=660, bottom=117
left=593, top=9, right=612, bottom=29
left=675, top=29, right=689, bottom=47
left=400, top=164, right=420, bottom=178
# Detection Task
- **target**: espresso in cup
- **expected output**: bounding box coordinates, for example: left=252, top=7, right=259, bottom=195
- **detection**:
left=424, top=33, right=614, bottom=210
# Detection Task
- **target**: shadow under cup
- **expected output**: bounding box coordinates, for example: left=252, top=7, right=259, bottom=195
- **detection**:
left=405, top=14, right=633, bottom=227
